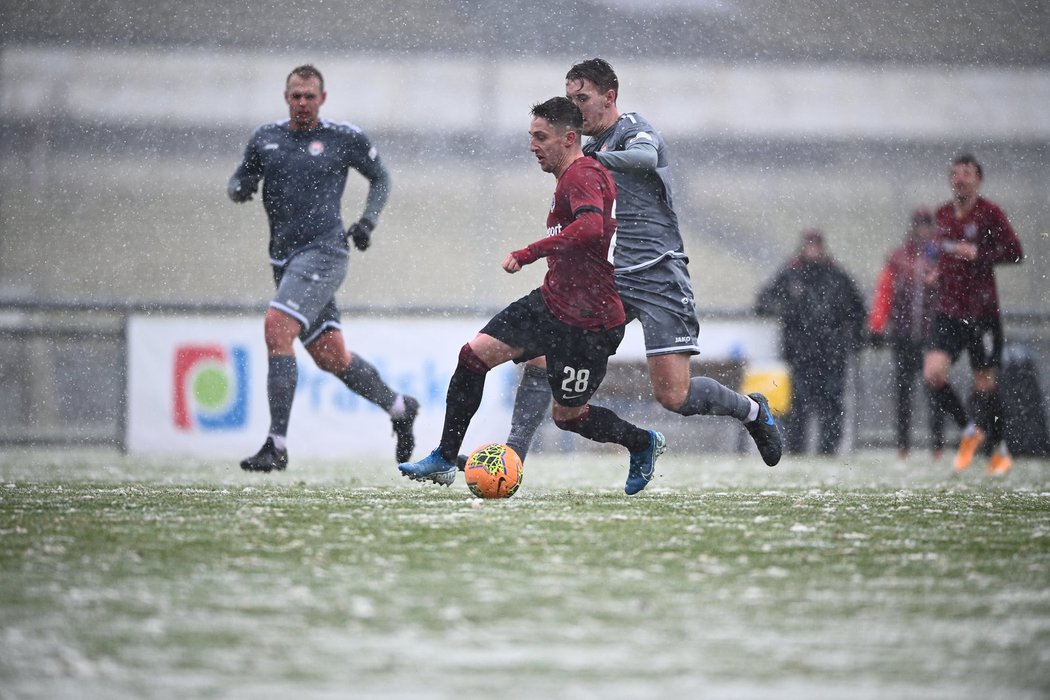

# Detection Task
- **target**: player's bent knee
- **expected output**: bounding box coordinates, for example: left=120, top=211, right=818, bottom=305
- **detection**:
left=553, top=405, right=589, bottom=432
left=525, top=356, right=548, bottom=370
left=312, top=352, right=347, bottom=375
left=923, top=371, right=947, bottom=389
left=458, top=343, right=491, bottom=375
left=973, top=373, right=997, bottom=393
left=655, top=388, right=686, bottom=412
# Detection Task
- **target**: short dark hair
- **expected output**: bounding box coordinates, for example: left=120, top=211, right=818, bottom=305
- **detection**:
left=287, top=64, right=324, bottom=92
left=910, top=206, right=934, bottom=227
left=952, top=152, right=983, bottom=179
left=531, top=96, right=583, bottom=133
left=566, top=58, right=619, bottom=98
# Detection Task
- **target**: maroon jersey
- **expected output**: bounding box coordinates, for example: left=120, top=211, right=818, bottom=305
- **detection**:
left=512, top=157, right=624, bottom=332
left=932, top=197, right=1023, bottom=320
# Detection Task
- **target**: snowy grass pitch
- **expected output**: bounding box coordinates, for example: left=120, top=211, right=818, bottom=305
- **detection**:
left=2, top=448, right=1049, bottom=699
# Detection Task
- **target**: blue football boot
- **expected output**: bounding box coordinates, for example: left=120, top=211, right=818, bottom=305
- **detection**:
left=625, top=430, right=666, bottom=495
left=399, top=448, right=457, bottom=486
left=745, top=393, right=783, bottom=466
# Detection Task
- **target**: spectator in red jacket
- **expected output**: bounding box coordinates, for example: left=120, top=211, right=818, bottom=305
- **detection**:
left=869, top=208, right=944, bottom=460
left=923, top=154, right=1024, bottom=475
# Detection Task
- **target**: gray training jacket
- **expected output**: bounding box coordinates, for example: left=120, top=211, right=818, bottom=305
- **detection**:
left=228, top=118, right=391, bottom=264
left=584, top=112, right=687, bottom=276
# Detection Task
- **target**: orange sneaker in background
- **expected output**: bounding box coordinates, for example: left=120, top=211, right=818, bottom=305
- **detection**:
left=953, top=429, right=986, bottom=471
left=987, top=452, right=1013, bottom=476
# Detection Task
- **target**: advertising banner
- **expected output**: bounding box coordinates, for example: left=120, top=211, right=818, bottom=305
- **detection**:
left=126, top=316, right=517, bottom=458
left=126, top=314, right=778, bottom=458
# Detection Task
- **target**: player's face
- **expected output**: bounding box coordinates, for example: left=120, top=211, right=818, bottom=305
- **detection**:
left=566, top=78, right=615, bottom=136
left=529, top=117, right=571, bottom=175
left=284, top=75, right=326, bottom=131
left=949, top=162, right=981, bottom=202
left=915, top=222, right=936, bottom=242
left=801, top=241, right=823, bottom=261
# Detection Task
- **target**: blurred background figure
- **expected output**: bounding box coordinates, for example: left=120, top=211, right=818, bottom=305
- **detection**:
left=755, top=229, right=867, bottom=456
left=922, top=153, right=1024, bottom=476
left=868, top=207, right=945, bottom=460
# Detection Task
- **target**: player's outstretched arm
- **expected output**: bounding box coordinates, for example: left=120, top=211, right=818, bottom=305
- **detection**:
left=502, top=252, right=524, bottom=273
left=593, top=139, right=658, bottom=174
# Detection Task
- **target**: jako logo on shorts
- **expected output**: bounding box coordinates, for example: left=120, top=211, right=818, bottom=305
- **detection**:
left=173, top=345, right=249, bottom=430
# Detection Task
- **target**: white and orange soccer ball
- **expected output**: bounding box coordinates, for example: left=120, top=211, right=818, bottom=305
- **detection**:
left=463, top=443, right=523, bottom=499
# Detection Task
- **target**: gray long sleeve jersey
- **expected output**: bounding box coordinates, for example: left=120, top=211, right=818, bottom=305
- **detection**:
left=228, top=118, right=391, bottom=264
left=583, top=112, right=687, bottom=275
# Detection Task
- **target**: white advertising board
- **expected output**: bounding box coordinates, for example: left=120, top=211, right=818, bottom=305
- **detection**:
left=126, top=314, right=779, bottom=458
left=612, top=317, right=778, bottom=364
left=126, top=315, right=517, bottom=459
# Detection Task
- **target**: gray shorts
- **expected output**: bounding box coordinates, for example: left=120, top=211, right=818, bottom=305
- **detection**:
left=271, top=245, right=348, bottom=346
left=617, top=257, right=701, bottom=357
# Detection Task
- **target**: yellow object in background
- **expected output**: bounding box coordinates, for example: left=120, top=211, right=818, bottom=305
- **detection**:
left=741, top=362, right=792, bottom=416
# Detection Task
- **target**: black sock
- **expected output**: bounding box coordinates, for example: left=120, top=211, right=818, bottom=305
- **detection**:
left=338, top=354, right=396, bottom=411
left=439, top=364, right=487, bottom=461
left=988, top=390, right=1005, bottom=448
left=555, top=405, right=650, bottom=452
left=930, top=383, right=968, bottom=429
left=974, top=389, right=1005, bottom=451
left=267, top=355, right=298, bottom=437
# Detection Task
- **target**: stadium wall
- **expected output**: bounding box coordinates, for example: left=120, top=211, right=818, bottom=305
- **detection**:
left=1, top=47, right=1047, bottom=316
left=2, top=300, right=1048, bottom=458
left=2, top=48, right=1048, bottom=455
left=4, top=47, right=1050, bottom=140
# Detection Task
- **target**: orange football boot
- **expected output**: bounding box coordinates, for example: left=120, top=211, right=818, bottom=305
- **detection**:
left=986, top=451, right=1013, bottom=476
left=953, top=428, right=986, bottom=471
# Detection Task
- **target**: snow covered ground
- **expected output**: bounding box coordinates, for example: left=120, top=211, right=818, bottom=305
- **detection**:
left=2, top=448, right=1048, bottom=699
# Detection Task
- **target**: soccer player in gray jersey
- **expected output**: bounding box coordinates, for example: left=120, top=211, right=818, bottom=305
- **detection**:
left=501, top=58, right=782, bottom=475
left=228, top=64, right=418, bottom=472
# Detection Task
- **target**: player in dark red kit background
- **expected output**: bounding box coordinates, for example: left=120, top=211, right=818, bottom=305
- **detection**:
left=399, top=96, right=666, bottom=495
left=922, top=153, right=1024, bottom=475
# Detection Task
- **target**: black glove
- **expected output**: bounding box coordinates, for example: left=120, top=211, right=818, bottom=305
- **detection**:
left=347, top=218, right=375, bottom=251
left=227, top=180, right=254, bottom=203
left=867, top=331, right=887, bottom=348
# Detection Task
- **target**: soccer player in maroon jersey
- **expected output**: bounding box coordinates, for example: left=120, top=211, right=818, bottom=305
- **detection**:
left=399, top=97, right=666, bottom=495
left=922, top=153, right=1024, bottom=475
left=503, top=58, right=782, bottom=470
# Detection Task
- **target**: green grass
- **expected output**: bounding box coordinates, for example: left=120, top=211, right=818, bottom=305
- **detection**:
left=1, top=449, right=1049, bottom=699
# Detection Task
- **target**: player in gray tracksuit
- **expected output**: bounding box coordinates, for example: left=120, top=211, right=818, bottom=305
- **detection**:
left=502, top=58, right=782, bottom=470
left=228, top=64, right=418, bottom=472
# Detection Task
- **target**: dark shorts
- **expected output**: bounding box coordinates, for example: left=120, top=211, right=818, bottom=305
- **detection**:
left=928, top=313, right=1003, bottom=370
left=617, top=258, right=701, bottom=357
left=481, top=289, right=625, bottom=407
left=271, top=245, right=348, bottom=346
